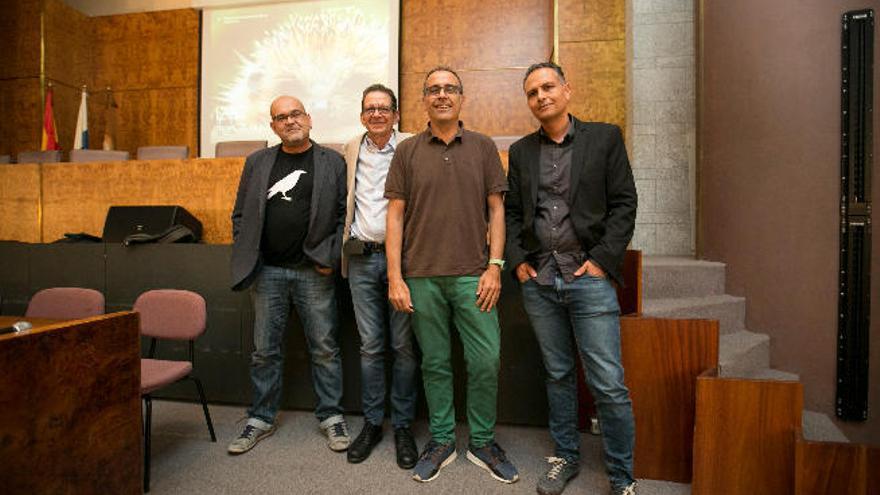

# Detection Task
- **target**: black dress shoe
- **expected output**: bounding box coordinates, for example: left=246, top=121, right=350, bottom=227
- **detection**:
left=394, top=426, right=418, bottom=469
left=347, top=422, right=383, bottom=463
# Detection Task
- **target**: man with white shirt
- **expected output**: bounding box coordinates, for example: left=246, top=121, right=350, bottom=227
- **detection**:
left=341, top=84, right=418, bottom=468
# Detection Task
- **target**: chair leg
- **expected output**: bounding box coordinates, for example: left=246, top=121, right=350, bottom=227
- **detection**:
left=143, top=395, right=152, bottom=492
left=191, top=376, right=216, bottom=442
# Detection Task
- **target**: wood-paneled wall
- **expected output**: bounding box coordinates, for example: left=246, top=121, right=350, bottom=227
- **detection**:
left=91, top=10, right=200, bottom=158
left=0, top=0, right=42, bottom=157
left=399, top=0, right=550, bottom=135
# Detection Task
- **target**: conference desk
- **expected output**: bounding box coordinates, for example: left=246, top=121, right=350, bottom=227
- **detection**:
left=0, top=312, right=142, bottom=494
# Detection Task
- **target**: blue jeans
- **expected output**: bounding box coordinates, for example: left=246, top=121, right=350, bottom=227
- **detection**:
left=347, top=252, right=418, bottom=428
left=521, top=274, right=635, bottom=489
left=248, top=264, right=343, bottom=424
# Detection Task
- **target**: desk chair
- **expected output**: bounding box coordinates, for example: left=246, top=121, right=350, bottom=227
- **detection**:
left=17, top=150, right=61, bottom=164
left=214, top=140, right=267, bottom=157
left=25, top=287, right=105, bottom=319
left=137, top=146, right=189, bottom=160
left=69, top=149, right=129, bottom=162
left=135, top=289, right=216, bottom=492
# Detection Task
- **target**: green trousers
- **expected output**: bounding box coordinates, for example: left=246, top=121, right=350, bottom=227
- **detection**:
left=406, top=276, right=501, bottom=447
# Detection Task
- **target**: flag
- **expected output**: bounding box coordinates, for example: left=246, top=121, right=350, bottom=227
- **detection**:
left=73, top=86, right=89, bottom=149
left=40, top=86, right=60, bottom=151
left=102, top=88, right=118, bottom=151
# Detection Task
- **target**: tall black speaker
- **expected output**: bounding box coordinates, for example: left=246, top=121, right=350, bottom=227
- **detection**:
left=102, top=206, right=203, bottom=243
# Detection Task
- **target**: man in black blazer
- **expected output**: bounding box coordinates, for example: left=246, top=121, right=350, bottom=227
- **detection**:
left=504, top=63, right=638, bottom=495
left=227, top=95, right=349, bottom=456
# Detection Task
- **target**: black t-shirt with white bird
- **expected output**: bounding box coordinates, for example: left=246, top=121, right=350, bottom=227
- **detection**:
left=261, top=146, right=314, bottom=268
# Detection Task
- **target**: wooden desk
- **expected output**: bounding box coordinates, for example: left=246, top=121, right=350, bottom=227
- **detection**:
left=0, top=312, right=142, bottom=494
left=0, top=316, right=60, bottom=337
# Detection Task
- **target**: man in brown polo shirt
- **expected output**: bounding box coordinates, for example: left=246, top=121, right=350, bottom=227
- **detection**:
left=384, top=66, right=518, bottom=485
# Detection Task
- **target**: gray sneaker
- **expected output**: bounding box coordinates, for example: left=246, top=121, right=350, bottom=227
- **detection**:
left=319, top=414, right=351, bottom=451
left=611, top=481, right=638, bottom=495
left=227, top=419, right=275, bottom=455
left=537, top=457, right=580, bottom=495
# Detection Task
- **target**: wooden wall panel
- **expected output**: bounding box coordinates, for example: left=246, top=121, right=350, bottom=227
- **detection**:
left=693, top=374, right=804, bottom=495
left=621, top=317, right=718, bottom=482
left=43, top=0, right=92, bottom=89
left=0, top=0, right=40, bottom=80
left=40, top=158, right=244, bottom=244
left=559, top=40, right=626, bottom=130
left=795, top=437, right=880, bottom=494
left=0, top=313, right=142, bottom=494
left=0, top=79, right=41, bottom=157
left=0, top=164, right=41, bottom=243
left=400, top=69, right=539, bottom=136
left=400, top=0, right=551, bottom=135
left=92, top=9, right=199, bottom=157
left=560, top=0, right=625, bottom=42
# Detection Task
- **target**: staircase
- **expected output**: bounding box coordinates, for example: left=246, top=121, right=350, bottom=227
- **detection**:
left=641, top=256, right=848, bottom=443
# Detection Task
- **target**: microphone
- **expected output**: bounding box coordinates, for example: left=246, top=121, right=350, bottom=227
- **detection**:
left=0, top=321, right=33, bottom=335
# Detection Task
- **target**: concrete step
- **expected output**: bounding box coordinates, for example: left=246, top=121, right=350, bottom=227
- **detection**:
left=802, top=410, right=849, bottom=443
left=642, top=294, right=746, bottom=334
left=643, top=256, right=727, bottom=299
left=718, top=331, right=770, bottom=376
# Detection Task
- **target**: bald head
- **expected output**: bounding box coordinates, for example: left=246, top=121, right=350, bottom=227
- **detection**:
left=269, top=95, right=312, bottom=153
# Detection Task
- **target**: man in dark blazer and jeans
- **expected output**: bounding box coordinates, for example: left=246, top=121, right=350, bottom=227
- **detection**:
left=227, top=95, right=349, bottom=455
left=504, top=63, right=638, bottom=495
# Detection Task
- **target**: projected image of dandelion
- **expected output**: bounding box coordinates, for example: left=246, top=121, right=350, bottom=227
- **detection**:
left=214, top=7, right=390, bottom=142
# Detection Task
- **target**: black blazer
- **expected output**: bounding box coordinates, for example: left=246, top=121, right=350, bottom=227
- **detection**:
left=230, top=142, right=346, bottom=291
left=504, top=117, right=637, bottom=285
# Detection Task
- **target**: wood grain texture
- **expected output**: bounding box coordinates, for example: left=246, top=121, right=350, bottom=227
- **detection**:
left=559, top=0, right=625, bottom=42
left=0, top=0, right=40, bottom=80
left=40, top=158, right=244, bottom=244
left=400, top=69, right=539, bottom=136
left=0, top=163, right=41, bottom=243
left=621, top=317, right=719, bottom=482
left=91, top=9, right=199, bottom=156
left=0, top=78, right=41, bottom=156
left=401, top=0, right=551, bottom=73
left=795, top=434, right=880, bottom=495
left=693, top=374, right=804, bottom=494
left=0, top=312, right=142, bottom=494
left=44, top=0, right=92, bottom=89
left=559, top=40, right=626, bottom=130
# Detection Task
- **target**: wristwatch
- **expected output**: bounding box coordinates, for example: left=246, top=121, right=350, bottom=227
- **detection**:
left=488, top=258, right=506, bottom=270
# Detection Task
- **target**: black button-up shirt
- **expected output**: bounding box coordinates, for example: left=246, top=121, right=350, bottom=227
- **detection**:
left=531, top=117, right=586, bottom=285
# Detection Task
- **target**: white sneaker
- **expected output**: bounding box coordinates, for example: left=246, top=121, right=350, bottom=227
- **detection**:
left=227, top=418, right=275, bottom=455
left=319, top=414, right=351, bottom=451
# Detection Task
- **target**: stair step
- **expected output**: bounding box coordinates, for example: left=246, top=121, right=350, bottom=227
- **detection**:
left=643, top=256, right=727, bottom=298
left=718, top=331, right=770, bottom=376
left=802, top=410, right=849, bottom=443
left=736, top=368, right=800, bottom=381
left=642, top=294, right=745, bottom=334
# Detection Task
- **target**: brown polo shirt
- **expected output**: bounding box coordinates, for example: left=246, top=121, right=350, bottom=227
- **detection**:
left=385, top=123, right=508, bottom=277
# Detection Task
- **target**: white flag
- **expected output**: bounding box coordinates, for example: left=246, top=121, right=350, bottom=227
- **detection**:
left=73, top=87, right=89, bottom=149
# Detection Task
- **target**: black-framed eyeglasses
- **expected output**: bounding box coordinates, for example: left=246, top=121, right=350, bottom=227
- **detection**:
left=272, top=110, right=307, bottom=123
left=423, top=84, right=462, bottom=97
left=361, top=106, right=394, bottom=116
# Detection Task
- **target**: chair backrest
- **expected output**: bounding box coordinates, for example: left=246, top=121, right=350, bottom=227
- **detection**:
left=322, top=143, right=344, bottom=154
left=69, top=149, right=129, bottom=163
left=0, top=154, right=10, bottom=164
left=17, top=150, right=61, bottom=164
left=133, top=289, right=206, bottom=340
left=214, top=140, right=267, bottom=158
left=137, top=146, right=189, bottom=160
left=25, top=287, right=105, bottom=319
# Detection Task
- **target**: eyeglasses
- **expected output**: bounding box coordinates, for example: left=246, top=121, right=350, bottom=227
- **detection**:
left=361, top=106, right=394, bottom=116
left=423, top=84, right=462, bottom=97
left=272, top=110, right=307, bottom=123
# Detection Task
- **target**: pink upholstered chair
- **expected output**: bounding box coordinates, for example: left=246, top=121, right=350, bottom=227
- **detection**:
left=25, top=287, right=104, bottom=319
left=135, top=289, right=216, bottom=492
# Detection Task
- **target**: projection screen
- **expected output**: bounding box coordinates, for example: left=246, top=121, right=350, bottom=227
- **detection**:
left=200, top=0, right=399, bottom=157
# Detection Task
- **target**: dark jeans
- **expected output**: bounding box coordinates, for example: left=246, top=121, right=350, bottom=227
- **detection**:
left=247, top=264, right=343, bottom=424
left=521, top=274, right=635, bottom=489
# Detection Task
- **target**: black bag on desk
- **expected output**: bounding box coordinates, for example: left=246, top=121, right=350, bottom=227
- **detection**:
left=102, top=205, right=203, bottom=244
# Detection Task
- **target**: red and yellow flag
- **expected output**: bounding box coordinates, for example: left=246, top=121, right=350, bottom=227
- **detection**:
left=41, top=86, right=60, bottom=151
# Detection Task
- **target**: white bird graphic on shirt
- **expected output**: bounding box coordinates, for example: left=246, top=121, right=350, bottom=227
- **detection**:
left=267, top=170, right=307, bottom=202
